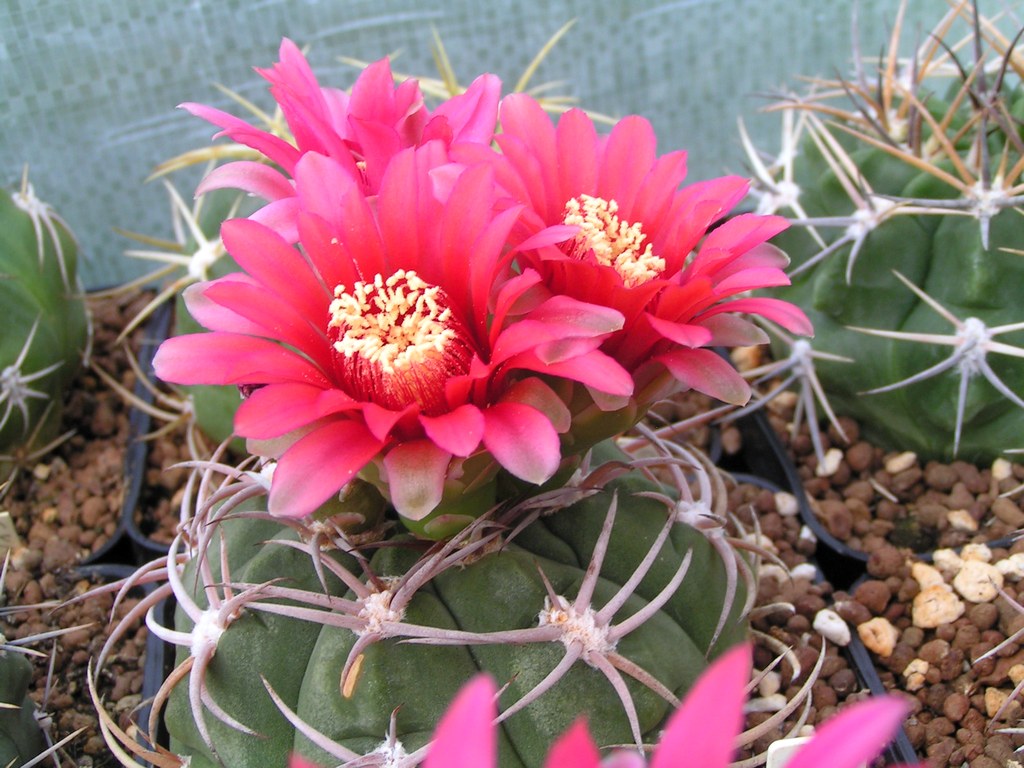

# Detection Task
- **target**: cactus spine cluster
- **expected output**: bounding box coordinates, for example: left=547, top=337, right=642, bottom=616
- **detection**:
left=746, top=1, right=1024, bottom=462
left=0, top=172, right=90, bottom=481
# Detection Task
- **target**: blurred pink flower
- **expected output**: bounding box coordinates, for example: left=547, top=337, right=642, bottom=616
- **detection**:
left=462, top=94, right=812, bottom=409
left=155, top=143, right=632, bottom=531
left=289, top=643, right=922, bottom=767
left=184, top=38, right=501, bottom=242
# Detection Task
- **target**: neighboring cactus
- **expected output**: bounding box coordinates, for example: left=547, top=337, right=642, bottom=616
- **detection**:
left=0, top=645, right=44, bottom=765
left=743, top=1, right=1024, bottom=462
left=0, top=172, right=90, bottom=481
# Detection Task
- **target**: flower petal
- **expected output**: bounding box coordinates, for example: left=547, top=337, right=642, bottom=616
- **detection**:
left=785, top=697, right=912, bottom=768
left=651, top=644, right=751, bottom=768
left=645, top=315, right=714, bottom=348
left=655, top=348, right=750, bottom=405
left=268, top=419, right=383, bottom=517
left=702, top=297, right=813, bottom=337
left=420, top=405, right=485, bottom=457
left=197, top=160, right=294, bottom=202
left=542, top=719, right=601, bottom=768
left=235, top=383, right=358, bottom=439
left=482, top=402, right=560, bottom=484
left=383, top=440, right=453, bottom=520
left=154, top=333, right=329, bottom=388
left=424, top=675, right=498, bottom=768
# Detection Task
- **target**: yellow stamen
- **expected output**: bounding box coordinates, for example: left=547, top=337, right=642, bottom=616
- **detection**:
left=328, top=270, right=471, bottom=413
left=562, top=195, right=665, bottom=287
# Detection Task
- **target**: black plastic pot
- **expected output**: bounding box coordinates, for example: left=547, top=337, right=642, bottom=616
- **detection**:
left=122, top=302, right=174, bottom=564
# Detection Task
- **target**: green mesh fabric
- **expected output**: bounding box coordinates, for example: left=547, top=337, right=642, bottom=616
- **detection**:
left=1, top=0, right=967, bottom=288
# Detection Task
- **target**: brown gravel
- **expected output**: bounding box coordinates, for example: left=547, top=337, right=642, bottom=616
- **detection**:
left=1, top=290, right=156, bottom=767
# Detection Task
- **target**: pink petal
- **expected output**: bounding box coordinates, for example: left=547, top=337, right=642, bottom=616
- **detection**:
left=702, top=297, right=813, bottom=337
left=235, top=383, right=358, bottom=439
left=199, top=280, right=332, bottom=370
left=514, top=225, right=578, bottom=253
left=699, top=315, right=769, bottom=347
left=183, top=278, right=267, bottom=336
left=515, top=349, right=634, bottom=398
left=420, top=405, right=485, bottom=457
left=543, top=719, right=601, bottom=768
left=785, top=697, right=912, bottom=768
left=288, top=756, right=324, bottom=768
left=491, top=295, right=624, bottom=363
left=655, top=348, right=751, bottom=405
left=220, top=218, right=328, bottom=316
left=383, top=440, right=453, bottom=521
left=555, top=109, right=598, bottom=199
left=268, top=419, right=383, bottom=517
left=645, top=315, right=714, bottom=348
left=154, top=333, right=329, bottom=388
left=598, top=115, right=656, bottom=211
left=424, top=675, right=498, bottom=768
left=500, top=378, right=571, bottom=433
left=651, top=644, right=751, bottom=768
left=196, top=160, right=294, bottom=201
left=249, top=197, right=300, bottom=243
left=436, top=73, right=501, bottom=145
left=482, top=402, right=560, bottom=484
left=180, top=102, right=300, bottom=173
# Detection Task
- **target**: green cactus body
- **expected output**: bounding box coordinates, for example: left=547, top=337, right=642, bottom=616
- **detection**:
left=0, top=649, right=46, bottom=765
left=0, top=181, right=89, bottom=472
left=164, top=461, right=747, bottom=767
left=755, top=11, right=1024, bottom=462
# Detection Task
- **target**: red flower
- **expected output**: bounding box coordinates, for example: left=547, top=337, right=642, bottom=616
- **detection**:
left=463, top=94, right=812, bottom=407
left=155, top=143, right=631, bottom=532
left=184, top=38, right=501, bottom=242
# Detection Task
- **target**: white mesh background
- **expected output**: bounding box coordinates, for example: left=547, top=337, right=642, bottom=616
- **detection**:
left=1, top=0, right=1009, bottom=287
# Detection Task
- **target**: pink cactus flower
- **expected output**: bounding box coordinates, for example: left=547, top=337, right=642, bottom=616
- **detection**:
left=289, top=643, right=922, bottom=767
left=155, top=142, right=632, bottom=532
left=461, top=93, right=812, bottom=410
left=184, top=38, right=501, bottom=242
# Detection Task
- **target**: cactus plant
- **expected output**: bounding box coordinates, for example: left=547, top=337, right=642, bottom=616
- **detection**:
left=91, top=39, right=814, bottom=767
left=0, top=171, right=90, bottom=484
left=144, top=445, right=751, bottom=768
left=742, top=0, right=1024, bottom=463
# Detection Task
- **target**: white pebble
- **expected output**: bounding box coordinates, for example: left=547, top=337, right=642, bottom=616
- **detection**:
left=857, top=617, right=899, bottom=657
left=961, top=543, right=993, bottom=563
left=813, top=608, right=851, bottom=646
left=790, top=563, right=818, bottom=581
left=931, top=549, right=963, bottom=578
left=774, top=491, right=799, bottom=517
left=757, top=670, right=781, bottom=698
left=997, top=553, right=1024, bottom=582
left=902, top=658, right=929, bottom=692
left=952, top=560, right=1003, bottom=603
left=884, top=451, right=917, bottom=474
left=747, top=693, right=788, bottom=713
left=815, top=447, right=843, bottom=477
left=993, top=457, right=1014, bottom=481
left=912, top=584, right=965, bottom=628
left=946, top=509, right=978, bottom=532
left=911, top=561, right=946, bottom=590
left=798, top=525, right=817, bottom=545
left=759, top=564, right=790, bottom=586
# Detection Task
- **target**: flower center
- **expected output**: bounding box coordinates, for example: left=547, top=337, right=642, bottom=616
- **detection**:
left=328, top=269, right=472, bottom=414
left=562, top=194, right=665, bottom=287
